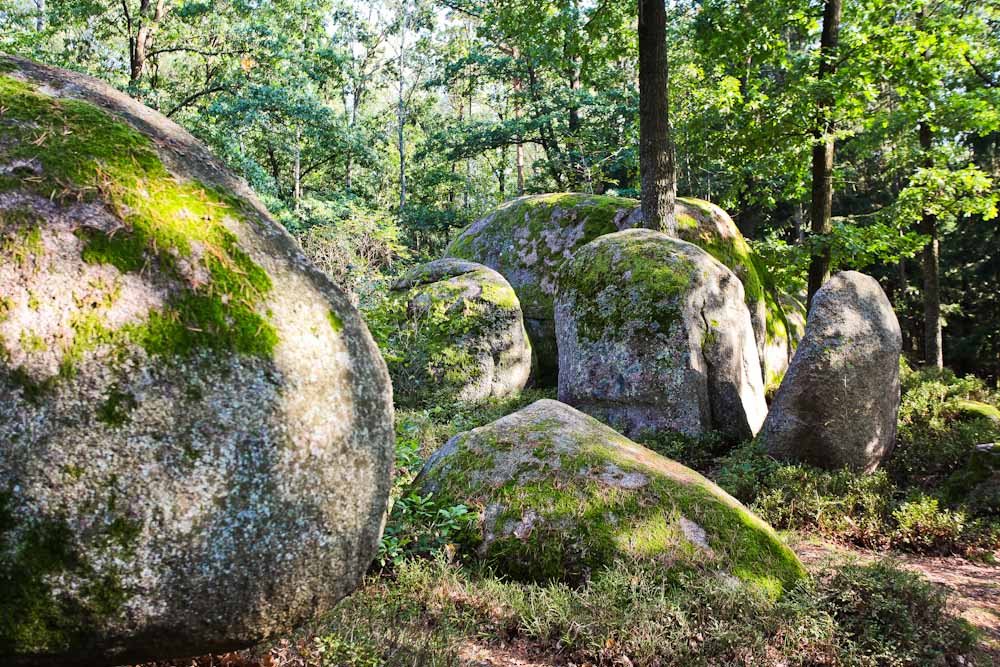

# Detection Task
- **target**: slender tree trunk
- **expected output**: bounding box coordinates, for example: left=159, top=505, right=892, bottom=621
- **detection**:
left=293, top=124, right=302, bottom=211
left=34, top=0, right=44, bottom=31
left=513, top=54, right=526, bottom=196
left=637, top=0, right=676, bottom=234
left=806, top=0, right=842, bottom=306
left=397, top=2, right=408, bottom=210
left=919, top=121, right=943, bottom=368
left=129, top=0, right=167, bottom=84
left=465, top=87, right=472, bottom=210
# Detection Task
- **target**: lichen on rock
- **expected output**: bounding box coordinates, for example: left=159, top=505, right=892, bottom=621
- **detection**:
left=446, top=193, right=790, bottom=386
left=555, top=229, right=767, bottom=443
left=0, top=55, right=393, bottom=666
left=367, top=258, right=531, bottom=406
left=417, top=399, right=805, bottom=593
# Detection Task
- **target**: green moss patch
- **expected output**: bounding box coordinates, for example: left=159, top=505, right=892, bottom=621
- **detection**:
left=367, top=262, right=525, bottom=407
left=558, top=230, right=694, bottom=343
left=0, top=73, right=278, bottom=381
left=0, top=491, right=132, bottom=654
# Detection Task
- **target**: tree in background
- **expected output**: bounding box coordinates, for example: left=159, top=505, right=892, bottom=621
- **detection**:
left=637, top=0, right=677, bottom=234
left=805, top=0, right=842, bottom=305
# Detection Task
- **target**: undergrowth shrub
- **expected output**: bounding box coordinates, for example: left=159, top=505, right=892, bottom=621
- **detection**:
left=891, top=366, right=1000, bottom=489
left=716, top=442, right=999, bottom=554
left=279, top=556, right=981, bottom=667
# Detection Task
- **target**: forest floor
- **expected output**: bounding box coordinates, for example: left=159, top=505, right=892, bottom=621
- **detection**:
left=150, top=531, right=1000, bottom=667
left=786, top=533, right=1000, bottom=664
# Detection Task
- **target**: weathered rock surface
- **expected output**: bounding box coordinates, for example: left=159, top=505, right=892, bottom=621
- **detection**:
left=555, top=229, right=767, bottom=443
left=417, top=399, right=805, bottom=591
left=760, top=271, right=902, bottom=472
left=446, top=193, right=638, bottom=383
left=446, top=193, right=783, bottom=385
left=762, top=291, right=807, bottom=394
left=0, top=56, right=393, bottom=666
left=369, top=258, right=531, bottom=406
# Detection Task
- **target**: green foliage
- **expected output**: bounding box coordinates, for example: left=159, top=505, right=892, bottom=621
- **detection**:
left=891, top=366, right=1000, bottom=488
left=824, top=560, right=979, bottom=667
left=716, top=441, right=999, bottom=555
left=285, top=554, right=982, bottom=667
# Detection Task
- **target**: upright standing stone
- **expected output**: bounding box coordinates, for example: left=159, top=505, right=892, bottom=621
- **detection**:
left=554, top=229, right=767, bottom=443
left=0, top=55, right=393, bottom=666
left=761, top=271, right=902, bottom=472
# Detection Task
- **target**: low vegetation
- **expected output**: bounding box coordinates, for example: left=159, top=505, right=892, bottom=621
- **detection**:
left=228, top=375, right=995, bottom=666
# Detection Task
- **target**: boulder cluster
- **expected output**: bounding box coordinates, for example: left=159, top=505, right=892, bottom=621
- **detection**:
left=2, top=54, right=905, bottom=666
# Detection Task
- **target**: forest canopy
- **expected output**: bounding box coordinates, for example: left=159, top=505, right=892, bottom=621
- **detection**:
left=1, top=0, right=998, bottom=376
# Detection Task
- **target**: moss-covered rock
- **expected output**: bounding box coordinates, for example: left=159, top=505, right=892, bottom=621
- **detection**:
left=555, top=229, right=767, bottom=443
left=367, top=258, right=531, bottom=406
left=762, top=290, right=807, bottom=395
left=761, top=272, right=901, bottom=473
left=0, top=56, right=393, bottom=665
left=446, top=193, right=783, bottom=385
left=417, top=399, right=805, bottom=593
left=445, top=193, right=638, bottom=384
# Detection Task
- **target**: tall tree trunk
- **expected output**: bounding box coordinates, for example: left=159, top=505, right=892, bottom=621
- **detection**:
left=129, top=0, right=167, bottom=85
left=293, top=124, right=302, bottom=211
left=919, top=121, right=943, bottom=368
left=806, top=0, right=842, bottom=306
left=34, top=0, right=44, bottom=31
left=513, top=52, right=526, bottom=195
left=637, top=0, right=676, bottom=234
left=397, top=2, right=408, bottom=210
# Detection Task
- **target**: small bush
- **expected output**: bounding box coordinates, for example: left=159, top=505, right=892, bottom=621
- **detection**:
left=823, top=560, right=979, bottom=666
left=892, top=367, right=1000, bottom=488
left=716, top=442, right=999, bottom=554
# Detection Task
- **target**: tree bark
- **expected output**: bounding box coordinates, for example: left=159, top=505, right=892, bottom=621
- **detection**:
left=919, top=121, right=943, bottom=368
left=397, top=2, right=408, bottom=210
left=806, top=0, right=842, bottom=306
left=128, top=0, right=167, bottom=85
left=637, top=0, right=676, bottom=234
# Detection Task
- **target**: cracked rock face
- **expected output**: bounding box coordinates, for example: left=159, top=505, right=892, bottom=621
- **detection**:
left=370, top=258, right=531, bottom=407
left=0, top=55, right=393, bottom=666
left=761, top=271, right=902, bottom=473
left=416, top=399, right=804, bottom=590
left=554, top=229, right=767, bottom=443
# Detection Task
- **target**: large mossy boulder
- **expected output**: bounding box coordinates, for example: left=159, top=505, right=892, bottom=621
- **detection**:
left=555, top=229, right=767, bottom=443
left=0, top=56, right=393, bottom=665
left=367, top=258, right=531, bottom=406
left=446, top=193, right=783, bottom=385
left=762, top=290, right=807, bottom=394
left=417, top=399, right=805, bottom=592
left=761, top=271, right=902, bottom=473
left=446, top=193, right=638, bottom=383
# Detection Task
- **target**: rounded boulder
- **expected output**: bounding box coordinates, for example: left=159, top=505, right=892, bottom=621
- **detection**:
left=368, top=258, right=531, bottom=406
left=417, top=399, right=805, bottom=592
left=760, top=271, right=902, bottom=472
left=0, top=56, right=393, bottom=665
left=446, top=193, right=783, bottom=386
left=554, top=229, right=767, bottom=443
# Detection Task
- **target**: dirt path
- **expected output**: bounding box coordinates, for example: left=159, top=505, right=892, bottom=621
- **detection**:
left=787, top=533, right=1000, bottom=661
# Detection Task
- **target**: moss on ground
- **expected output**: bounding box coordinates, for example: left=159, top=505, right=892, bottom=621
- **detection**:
left=0, top=73, right=278, bottom=389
